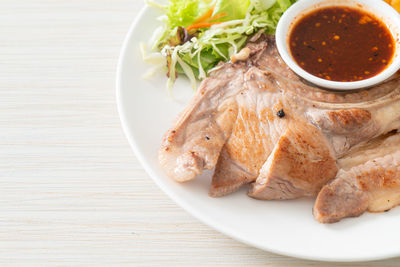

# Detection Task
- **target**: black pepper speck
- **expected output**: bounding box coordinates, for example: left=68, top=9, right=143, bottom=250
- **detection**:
left=277, top=109, right=285, bottom=118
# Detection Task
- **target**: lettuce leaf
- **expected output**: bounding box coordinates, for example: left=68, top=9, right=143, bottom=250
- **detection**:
left=213, top=0, right=251, bottom=21
left=166, top=0, right=214, bottom=29
left=277, top=0, right=293, bottom=11
left=252, top=0, right=277, bottom=11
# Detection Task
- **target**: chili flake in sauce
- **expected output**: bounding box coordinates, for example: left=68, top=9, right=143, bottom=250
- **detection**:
left=289, top=7, right=395, bottom=82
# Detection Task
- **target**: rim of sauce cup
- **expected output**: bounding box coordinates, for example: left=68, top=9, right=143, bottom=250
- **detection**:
left=276, top=0, right=400, bottom=90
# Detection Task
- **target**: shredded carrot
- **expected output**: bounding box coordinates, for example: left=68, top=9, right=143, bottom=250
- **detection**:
left=192, top=6, right=215, bottom=25
left=208, top=12, right=227, bottom=22
left=186, top=21, right=223, bottom=31
left=186, top=8, right=228, bottom=32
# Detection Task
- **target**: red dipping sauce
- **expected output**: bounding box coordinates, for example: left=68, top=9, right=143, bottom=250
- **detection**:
left=289, top=6, right=395, bottom=82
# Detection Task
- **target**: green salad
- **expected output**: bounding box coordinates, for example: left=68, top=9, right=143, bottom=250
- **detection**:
left=142, top=0, right=297, bottom=89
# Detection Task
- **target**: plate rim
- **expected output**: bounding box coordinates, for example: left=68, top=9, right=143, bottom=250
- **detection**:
left=116, top=5, right=399, bottom=263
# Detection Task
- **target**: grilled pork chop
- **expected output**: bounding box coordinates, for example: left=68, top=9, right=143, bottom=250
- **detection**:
left=159, top=35, right=400, bottom=222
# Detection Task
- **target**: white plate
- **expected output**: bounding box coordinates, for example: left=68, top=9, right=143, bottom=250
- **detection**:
left=117, top=6, right=400, bottom=262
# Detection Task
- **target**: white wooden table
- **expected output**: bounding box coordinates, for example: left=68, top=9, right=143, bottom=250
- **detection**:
left=1, top=1, right=400, bottom=266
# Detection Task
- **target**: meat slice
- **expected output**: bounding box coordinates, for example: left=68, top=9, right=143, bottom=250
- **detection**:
left=159, top=35, right=400, bottom=201
left=209, top=67, right=290, bottom=196
left=209, top=146, right=253, bottom=197
left=159, top=63, right=245, bottom=182
left=314, top=133, right=400, bottom=223
left=248, top=121, right=337, bottom=200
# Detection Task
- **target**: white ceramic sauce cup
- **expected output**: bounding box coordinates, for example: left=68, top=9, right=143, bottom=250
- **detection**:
left=276, top=0, right=400, bottom=90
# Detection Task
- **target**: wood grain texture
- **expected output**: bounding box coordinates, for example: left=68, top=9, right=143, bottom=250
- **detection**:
left=1, top=0, right=400, bottom=266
